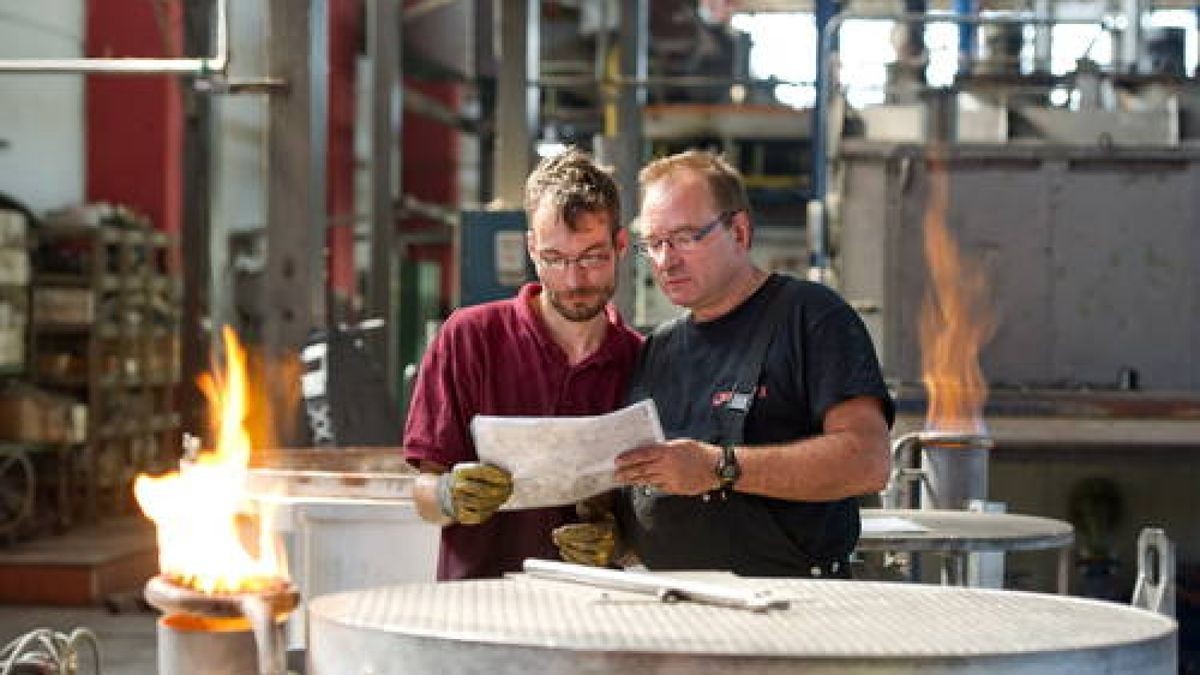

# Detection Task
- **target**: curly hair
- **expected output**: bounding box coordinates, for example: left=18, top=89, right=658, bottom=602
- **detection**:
left=638, top=149, right=750, bottom=215
left=524, top=147, right=621, bottom=235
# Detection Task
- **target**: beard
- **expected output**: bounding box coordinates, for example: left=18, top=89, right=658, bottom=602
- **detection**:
left=545, top=282, right=614, bottom=322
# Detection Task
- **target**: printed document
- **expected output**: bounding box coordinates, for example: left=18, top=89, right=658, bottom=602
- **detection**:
left=471, top=399, right=665, bottom=510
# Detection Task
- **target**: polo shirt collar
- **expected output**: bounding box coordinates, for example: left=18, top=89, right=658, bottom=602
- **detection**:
left=514, top=282, right=626, bottom=367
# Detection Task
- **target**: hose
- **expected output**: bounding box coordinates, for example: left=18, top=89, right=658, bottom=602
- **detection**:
left=0, top=627, right=101, bottom=674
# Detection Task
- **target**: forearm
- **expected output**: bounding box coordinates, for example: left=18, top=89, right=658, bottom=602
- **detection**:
left=413, top=472, right=454, bottom=525
left=736, top=430, right=889, bottom=501
left=735, top=396, right=891, bottom=501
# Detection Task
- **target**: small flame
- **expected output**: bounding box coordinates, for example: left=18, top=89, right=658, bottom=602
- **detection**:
left=134, top=327, right=286, bottom=594
left=919, top=152, right=995, bottom=433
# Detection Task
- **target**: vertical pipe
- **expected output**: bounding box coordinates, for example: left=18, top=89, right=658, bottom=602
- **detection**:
left=955, top=0, right=977, bottom=74
left=181, top=0, right=214, bottom=456
left=810, top=0, right=840, bottom=272
left=492, top=0, right=538, bottom=205
left=368, top=0, right=400, bottom=396
left=474, top=0, right=495, bottom=204
left=1121, top=0, right=1145, bottom=73
left=265, top=0, right=328, bottom=445
left=1033, top=0, right=1052, bottom=73
left=614, top=0, right=647, bottom=319
left=327, top=0, right=360, bottom=325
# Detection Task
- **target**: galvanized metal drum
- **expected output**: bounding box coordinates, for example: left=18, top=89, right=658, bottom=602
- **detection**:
left=307, top=574, right=1176, bottom=674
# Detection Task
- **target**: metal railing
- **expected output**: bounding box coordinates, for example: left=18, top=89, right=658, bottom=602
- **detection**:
left=0, top=0, right=228, bottom=75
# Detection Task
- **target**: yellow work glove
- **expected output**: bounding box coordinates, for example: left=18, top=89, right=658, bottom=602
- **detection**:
left=552, top=514, right=618, bottom=567
left=552, top=496, right=621, bottom=567
left=437, top=462, right=513, bottom=524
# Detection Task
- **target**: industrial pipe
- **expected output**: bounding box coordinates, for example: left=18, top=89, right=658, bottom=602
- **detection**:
left=0, top=0, right=228, bottom=75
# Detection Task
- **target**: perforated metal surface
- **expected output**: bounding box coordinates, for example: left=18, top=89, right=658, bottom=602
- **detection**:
left=307, top=574, right=1176, bottom=674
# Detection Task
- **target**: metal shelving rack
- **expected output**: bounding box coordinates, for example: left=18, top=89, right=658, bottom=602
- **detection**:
left=30, top=211, right=181, bottom=521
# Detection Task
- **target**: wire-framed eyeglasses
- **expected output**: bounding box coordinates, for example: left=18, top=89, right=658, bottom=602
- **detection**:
left=633, top=211, right=737, bottom=258
left=534, top=248, right=615, bottom=272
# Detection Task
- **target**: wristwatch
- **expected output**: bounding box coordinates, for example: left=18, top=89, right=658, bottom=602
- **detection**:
left=715, top=444, right=741, bottom=490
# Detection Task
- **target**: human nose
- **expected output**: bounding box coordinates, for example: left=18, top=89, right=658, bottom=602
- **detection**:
left=646, top=240, right=679, bottom=266
left=562, top=259, right=589, bottom=282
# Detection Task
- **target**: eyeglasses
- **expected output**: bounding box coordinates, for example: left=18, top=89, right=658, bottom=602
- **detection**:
left=633, top=211, right=736, bottom=259
left=534, top=248, right=614, bottom=272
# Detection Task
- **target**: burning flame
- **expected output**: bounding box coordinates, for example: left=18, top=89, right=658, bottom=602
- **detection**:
left=919, top=152, right=995, bottom=433
left=135, top=327, right=286, bottom=594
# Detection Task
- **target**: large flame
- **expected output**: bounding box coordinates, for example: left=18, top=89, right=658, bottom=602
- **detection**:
left=134, top=327, right=285, bottom=594
left=919, top=152, right=995, bottom=433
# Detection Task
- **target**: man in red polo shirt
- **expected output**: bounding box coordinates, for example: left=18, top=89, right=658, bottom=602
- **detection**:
left=405, top=149, right=642, bottom=580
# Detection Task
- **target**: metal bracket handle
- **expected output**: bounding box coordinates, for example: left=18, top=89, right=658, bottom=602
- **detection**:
left=1131, top=527, right=1175, bottom=618
left=523, top=559, right=790, bottom=613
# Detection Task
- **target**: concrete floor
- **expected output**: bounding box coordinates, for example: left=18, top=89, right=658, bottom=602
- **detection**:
left=0, top=515, right=159, bottom=673
left=0, top=603, right=158, bottom=674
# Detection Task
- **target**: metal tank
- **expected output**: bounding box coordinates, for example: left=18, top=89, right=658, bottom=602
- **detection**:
left=307, top=572, right=1177, bottom=674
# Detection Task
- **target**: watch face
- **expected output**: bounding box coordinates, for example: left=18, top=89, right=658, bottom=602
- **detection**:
left=717, top=446, right=740, bottom=485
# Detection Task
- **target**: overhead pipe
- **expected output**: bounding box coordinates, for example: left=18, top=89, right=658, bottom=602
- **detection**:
left=0, top=0, right=228, bottom=75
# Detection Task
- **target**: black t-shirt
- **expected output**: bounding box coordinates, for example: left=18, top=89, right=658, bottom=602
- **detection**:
left=618, top=273, right=895, bottom=576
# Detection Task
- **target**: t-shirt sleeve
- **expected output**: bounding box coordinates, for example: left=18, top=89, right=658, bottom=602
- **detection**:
left=403, top=316, right=478, bottom=469
left=802, top=302, right=896, bottom=430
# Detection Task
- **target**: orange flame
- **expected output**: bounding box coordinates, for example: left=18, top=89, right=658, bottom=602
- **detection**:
left=134, top=327, right=286, bottom=594
left=919, top=153, right=995, bottom=433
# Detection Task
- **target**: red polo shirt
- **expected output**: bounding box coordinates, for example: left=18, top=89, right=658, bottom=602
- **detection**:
left=404, top=283, right=642, bottom=580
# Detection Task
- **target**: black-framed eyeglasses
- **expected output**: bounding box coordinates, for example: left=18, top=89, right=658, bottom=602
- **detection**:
left=534, top=248, right=615, bottom=272
left=633, top=211, right=737, bottom=259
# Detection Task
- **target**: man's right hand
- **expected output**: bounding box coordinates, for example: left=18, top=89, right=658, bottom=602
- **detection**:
left=437, top=463, right=513, bottom=524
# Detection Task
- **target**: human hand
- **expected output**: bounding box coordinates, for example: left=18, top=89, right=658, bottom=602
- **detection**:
left=437, top=462, right=513, bottom=524
left=552, top=512, right=618, bottom=567
left=614, top=439, right=722, bottom=496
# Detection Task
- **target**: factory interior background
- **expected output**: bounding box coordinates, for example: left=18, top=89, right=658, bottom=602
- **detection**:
left=0, top=0, right=1199, bottom=672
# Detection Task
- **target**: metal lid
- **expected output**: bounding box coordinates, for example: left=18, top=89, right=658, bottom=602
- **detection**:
left=309, top=574, right=1174, bottom=659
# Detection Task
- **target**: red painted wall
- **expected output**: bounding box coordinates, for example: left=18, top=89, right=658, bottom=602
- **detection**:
left=402, top=80, right=459, bottom=304
left=84, top=0, right=182, bottom=239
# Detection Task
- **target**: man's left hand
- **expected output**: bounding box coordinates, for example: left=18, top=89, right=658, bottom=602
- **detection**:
left=614, top=439, right=722, bottom=495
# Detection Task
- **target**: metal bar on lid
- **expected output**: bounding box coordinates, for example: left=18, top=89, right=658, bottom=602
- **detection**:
left=522, top=559, right=790, bottom=613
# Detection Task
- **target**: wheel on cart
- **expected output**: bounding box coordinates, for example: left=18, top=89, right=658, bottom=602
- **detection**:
left=0, top=450, right=36, bottom=538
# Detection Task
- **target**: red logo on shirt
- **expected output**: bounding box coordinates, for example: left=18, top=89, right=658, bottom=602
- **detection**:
left=712, top=386, right=768, bottom=407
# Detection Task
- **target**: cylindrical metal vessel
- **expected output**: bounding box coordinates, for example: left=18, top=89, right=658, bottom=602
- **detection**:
left=921, top=441, right=989, bottom=509
left=145, top=574, right=299, bottom=675
left=886, top=431, right=992, bottom=510
left=308, top=577, right=1177, bottom=674
left=157, top=614, right=261, bottom=675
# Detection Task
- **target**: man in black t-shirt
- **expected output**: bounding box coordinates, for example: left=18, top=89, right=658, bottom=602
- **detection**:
left=557, top=150, right=894, bottom=577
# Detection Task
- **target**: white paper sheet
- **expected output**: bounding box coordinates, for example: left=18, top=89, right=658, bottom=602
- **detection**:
left=471, top=399, right=665, bottom=510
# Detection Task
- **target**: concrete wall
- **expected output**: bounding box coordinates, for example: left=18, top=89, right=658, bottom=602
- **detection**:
left=0, top=1, right=85, bottom=213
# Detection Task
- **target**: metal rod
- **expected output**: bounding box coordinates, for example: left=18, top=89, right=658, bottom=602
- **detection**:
left=403, top=0, right=462, bottom=23
left=369, top=0, right=400, bottom=399
left=0, top=0, right=229, bottom=75
left=522, top=559, right=790, bottom=613
left=404, top=85, right=478, bottom=132
left=534, top=75, right=814, bottom=89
